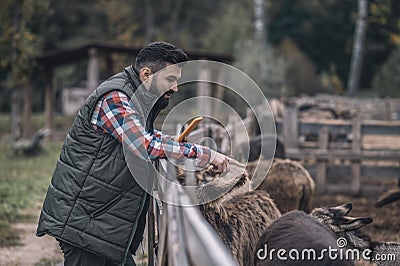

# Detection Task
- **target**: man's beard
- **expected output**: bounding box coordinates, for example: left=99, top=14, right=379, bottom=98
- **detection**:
left=149, top=74, right=171, bottom=110
left=145, top=75, right=173, bottom=133
left=153, top=94, right=170, bottom=110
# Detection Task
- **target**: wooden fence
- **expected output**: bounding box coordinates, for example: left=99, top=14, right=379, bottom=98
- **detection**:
left=277, top=106, right=400, bottom=196
left=145, top=101, right=400, bottom=265
left=168, top=104, right=400, bottom=196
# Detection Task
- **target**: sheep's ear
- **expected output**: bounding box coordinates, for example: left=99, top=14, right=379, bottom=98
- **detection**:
left=328, top=203, right=352, bottom=217
left=333, top=216, right=373, bottom=231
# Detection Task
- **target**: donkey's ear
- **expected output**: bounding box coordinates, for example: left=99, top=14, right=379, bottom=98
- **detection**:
left=333, top=216, right=373, bottom=231
left=375, top=189, right=400, bottom=207
left=328, top=203, right=353, bottom=217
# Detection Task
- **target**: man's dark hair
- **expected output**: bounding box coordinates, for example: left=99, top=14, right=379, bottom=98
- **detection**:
left=135, top=42, right=188, bottom=73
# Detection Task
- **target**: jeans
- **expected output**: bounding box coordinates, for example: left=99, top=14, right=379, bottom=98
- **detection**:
left=58, top=240, right=136, bottom=266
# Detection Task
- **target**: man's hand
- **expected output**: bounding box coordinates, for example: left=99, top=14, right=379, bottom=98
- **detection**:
left=210, top=151, right=230, bottom=175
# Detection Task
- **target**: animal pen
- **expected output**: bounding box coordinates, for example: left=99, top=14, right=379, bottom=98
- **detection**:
left=165, top=97, right=400, bottom=196
left=277, top=97, right=400, bottom=196
left=145, top=96, right=400, bottom=265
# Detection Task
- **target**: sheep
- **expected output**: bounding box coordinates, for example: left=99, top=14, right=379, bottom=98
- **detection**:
left=179, top=159, right=282, bottom=266
left=247, top=158, right=315, bottom=214
left=311, top=203, right=400, bottom=266
left=254, top=210, right=355, bottom=266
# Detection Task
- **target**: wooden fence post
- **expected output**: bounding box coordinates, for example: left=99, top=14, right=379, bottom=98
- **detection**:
left=87, top=47, right=100, bottom=92
left=351, top=114, right=362, bottom=195
left=283, top=105, right=299, bottom=151
left=316, top=126, right=329, bottom=193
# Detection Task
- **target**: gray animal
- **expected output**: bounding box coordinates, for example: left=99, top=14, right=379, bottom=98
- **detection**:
left=248, top=158, right=315, bottom=214
left=375, top=188, right=400, bottom=207
left=254, top=210, right=355, bottom=266
left=191, top=159, right=282, bottom=266
left=311, top=203, right=400, bottom=266
left=13, top=128, right=50, bottom=156
left=247, top=136, right=286, bottom=162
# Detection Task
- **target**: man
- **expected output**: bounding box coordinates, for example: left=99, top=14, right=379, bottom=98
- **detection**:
left=36, top=42, right=229, bottom=265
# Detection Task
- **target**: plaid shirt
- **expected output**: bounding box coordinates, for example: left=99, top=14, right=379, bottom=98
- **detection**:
left=91, top=90, right=211, bottom=166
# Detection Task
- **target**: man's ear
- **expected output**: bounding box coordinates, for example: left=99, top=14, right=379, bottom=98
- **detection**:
left=139, top=67, right=152, bottom=82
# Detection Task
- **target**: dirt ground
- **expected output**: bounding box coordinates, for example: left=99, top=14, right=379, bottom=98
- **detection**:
left=0, top=209, right=63, bottom=266
left=313, top=193, right=400, bottom=243
left=0, top=224, right=63, bottom=266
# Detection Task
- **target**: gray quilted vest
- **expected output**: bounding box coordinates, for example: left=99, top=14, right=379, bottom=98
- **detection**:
left=37, top=66, right=156, bottom=265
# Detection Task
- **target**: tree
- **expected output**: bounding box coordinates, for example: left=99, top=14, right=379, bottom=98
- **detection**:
left=253, top=0, right=268, bottom=90
left=0, top=0, right=50, bottom=139
left=201, top=1, right=253, bottom=54
left=347, top=0, right=369, bottom=96
left=372, top=45, right=400, bottom=97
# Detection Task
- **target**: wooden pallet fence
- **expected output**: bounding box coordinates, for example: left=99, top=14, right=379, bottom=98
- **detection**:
left=277, top=106, right=400, bottom=196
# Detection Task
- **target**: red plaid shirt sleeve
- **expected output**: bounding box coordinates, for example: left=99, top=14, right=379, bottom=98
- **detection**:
left=91, top=90, right=211, bottom=166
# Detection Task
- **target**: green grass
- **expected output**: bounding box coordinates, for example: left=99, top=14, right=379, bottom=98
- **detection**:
left=0, top=113, right=74, bottom=138
left=0, top=140, right=62, bottom=246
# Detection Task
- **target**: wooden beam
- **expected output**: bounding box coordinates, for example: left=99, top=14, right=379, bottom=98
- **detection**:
left=87, top=47, right=100, bottom=92
left=316, top=126, right=329, bottom=193
left=283, top=105, right=298, bottom=149
left=350, top=114, right=362, bottom=195
left=286, top=149, right=400, bottom=161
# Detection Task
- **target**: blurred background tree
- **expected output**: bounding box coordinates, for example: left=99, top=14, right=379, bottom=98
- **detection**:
left=1, top=0, right=400, bottom=123
left=372, top=45, right=400, bottom=97
left=0, top=0, right=50, bottom=139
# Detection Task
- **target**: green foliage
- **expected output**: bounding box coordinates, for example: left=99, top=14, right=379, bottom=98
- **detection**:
left=0, top=0, right=50, bottom=88
left=320, top=66, right=345, bottom=95
left=202, top=1, right=253, bottom=54
left=0, top=113, right=74, bottom=138
left=267, top=0, right=400, bottom=91
left=0, top=141, right=61, bottom=220
left=372, top=45, right=400, bottom=97
left=234, top=38, right=322, bottom=97
left=0, top=140, right=61, bottom=245
left=275, top=38, right=321, bottom=95
left=1, top=0, right=400, bottom=100
left=269, top=0, right=356, bottom=88
left=235, top=40, right=288, bottom=97
left=40, top=0, right=110, bottom=50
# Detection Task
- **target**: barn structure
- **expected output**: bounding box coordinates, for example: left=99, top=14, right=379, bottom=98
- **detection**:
left=35, top=41, right=234, bottom=137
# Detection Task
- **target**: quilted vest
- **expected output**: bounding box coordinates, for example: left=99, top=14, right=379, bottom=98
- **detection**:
left=36, top=66, right=156, bottom=265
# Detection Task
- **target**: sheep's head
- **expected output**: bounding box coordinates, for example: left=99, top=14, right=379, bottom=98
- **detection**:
left=311, top=203, right=373, bottom=233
